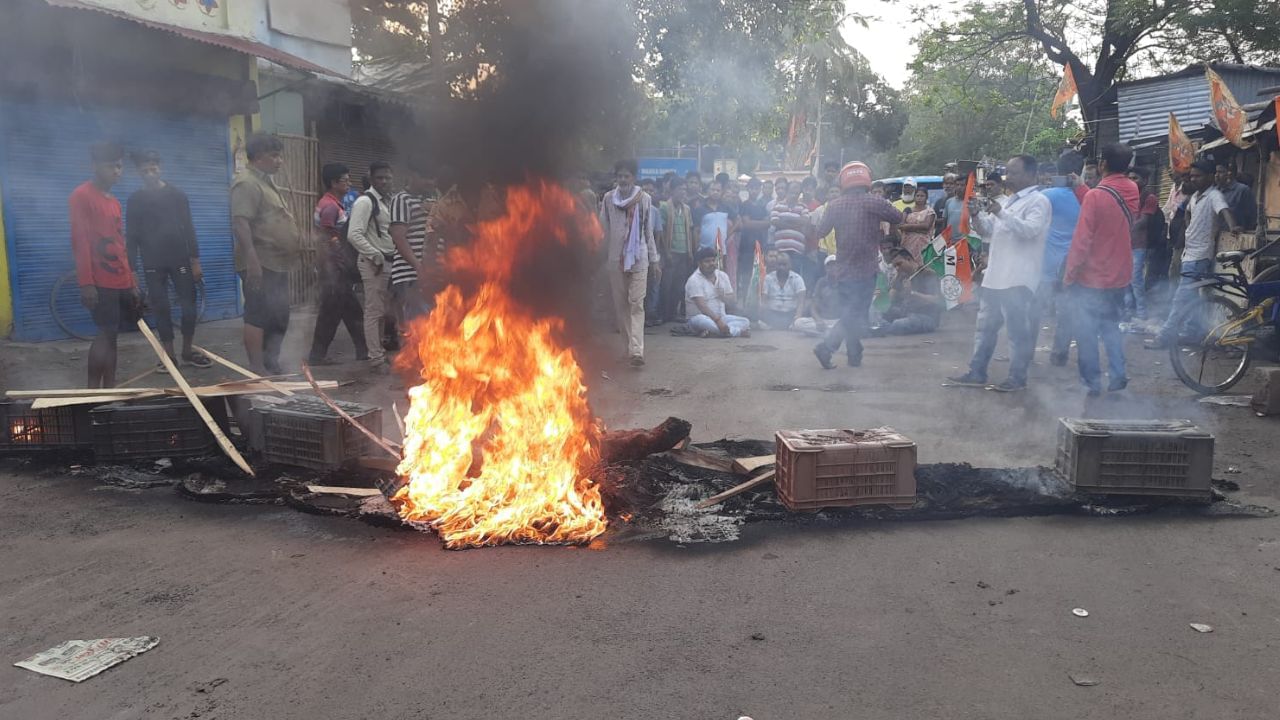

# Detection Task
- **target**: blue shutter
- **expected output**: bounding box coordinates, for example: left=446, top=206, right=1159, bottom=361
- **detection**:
left=0, top=101, right=239, bottom=341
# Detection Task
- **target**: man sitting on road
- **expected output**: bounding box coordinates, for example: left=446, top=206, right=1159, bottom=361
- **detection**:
left=795, top=255, right=843, bottom=336
left=685, top=247, right=750, bottom=338
left=871, top=249, right=943, bottom=336
left=759, top=251, right=807, bottom=330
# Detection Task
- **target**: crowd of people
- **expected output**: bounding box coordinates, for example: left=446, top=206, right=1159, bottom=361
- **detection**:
left=66, top=132, right=1257, bottom=396
left=591, top=144, right=1257, bottom=396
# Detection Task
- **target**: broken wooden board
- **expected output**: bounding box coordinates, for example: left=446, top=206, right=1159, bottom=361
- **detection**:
left=731, top=455, right=776, bottom=475
left=136, top=319, right=254, bottom=477
left=695, top=469, right=776, bottom=509
left=666, top=448, right=735, bottom=473
left=305, top=485, right=383, bottom=497
left=193, top=344, right=296, bottom=396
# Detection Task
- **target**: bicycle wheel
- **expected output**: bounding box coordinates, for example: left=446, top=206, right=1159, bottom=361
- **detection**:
left=1168, top=294, right=1252, bottom=394
left=50, top=270, right=95, bottom=341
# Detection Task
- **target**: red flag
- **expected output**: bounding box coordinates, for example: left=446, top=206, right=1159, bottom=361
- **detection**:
left=957, top=172, right=976, bottom=238
left=1275, top=97, right=1280, bottom=147
left=1051, top=64, right=1077, bottom=119
left=1169, top=113, right=1195, bottom=174
left=1206, top=65, right=1247, bottom=147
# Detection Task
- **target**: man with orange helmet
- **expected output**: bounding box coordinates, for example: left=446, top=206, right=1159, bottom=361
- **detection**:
left=811, top=161, right=905, bottom=369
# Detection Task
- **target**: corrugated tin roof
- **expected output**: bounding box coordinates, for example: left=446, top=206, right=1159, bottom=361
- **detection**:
left=1116, top=62, right=1280, bottom=90
left=45, top=0, right=344, bottom=78
left=1118, top=64, right=1280, bottom=141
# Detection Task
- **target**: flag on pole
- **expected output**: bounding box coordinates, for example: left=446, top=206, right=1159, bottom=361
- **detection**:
left=920, top=228, right=975, bottom=310
left=957, top=172, right=976, bottom=236
left=1274, top=96, right=1280, bottom=147
left=1205, top=65, right=1247, bottom=147
left=1050, top=64, right=1077, bottom=119
left=1168, top=112, right=1195, bottom=174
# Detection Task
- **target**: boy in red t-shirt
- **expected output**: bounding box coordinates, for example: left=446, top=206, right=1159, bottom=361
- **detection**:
left=70, top=141, right=139, bottom=388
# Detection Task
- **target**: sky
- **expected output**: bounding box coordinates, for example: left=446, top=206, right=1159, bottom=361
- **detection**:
left=840, top=1, right=928, bottom=89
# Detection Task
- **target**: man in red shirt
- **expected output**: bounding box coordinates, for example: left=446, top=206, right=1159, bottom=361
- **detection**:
left=1123, top=169, right=1160, bottom=321
left=1062, top=143, right=1139, bottom=396
left=70, top=141, right=139, bottom=388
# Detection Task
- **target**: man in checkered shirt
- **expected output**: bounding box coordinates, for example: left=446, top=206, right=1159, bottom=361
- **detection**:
left=812, top=161, right=904, bottom=369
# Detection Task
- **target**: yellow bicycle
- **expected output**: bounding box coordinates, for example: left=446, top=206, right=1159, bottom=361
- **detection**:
left=1170, top=250, right=1280, bottom=394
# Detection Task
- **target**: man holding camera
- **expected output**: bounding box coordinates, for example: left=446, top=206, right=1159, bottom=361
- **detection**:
left=947, top=155, right=1051, bottom=392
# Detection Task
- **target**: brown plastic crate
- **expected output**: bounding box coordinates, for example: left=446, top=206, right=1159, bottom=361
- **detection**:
left=1, top=400, right=93, bottom=449
left=775, top=428, right=917, bottom=511
left=1054, top=418, right=1213, bottom=499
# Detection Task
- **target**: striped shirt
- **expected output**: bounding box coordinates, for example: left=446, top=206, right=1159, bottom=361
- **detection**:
left=389, top=191, right=431, bottom=286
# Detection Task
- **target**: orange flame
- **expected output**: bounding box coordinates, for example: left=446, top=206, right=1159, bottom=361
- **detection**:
left=393, top=180, right=607, bottom=548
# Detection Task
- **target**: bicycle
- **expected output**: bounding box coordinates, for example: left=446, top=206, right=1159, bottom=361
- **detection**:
left=51, top=269, right=206, bottom=341
left=1168, top=246, right=1280, bottom=394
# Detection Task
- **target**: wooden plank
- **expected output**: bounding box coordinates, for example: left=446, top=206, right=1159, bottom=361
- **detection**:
left=135, top=319, right=255, bottom=477
left=667, top=448, right=735, bottom=473
left=31, top=392, right=164, bottom=410
left=305, top=485, right=382, bottom=497
left=302, top=364, right=400, bottom=460
left=695, top=470, right=776, bottom=509
left=192, top=345, right=296, bottom=396
left=731, top=455, right=776, bottom=475
left=6, top=388, right=163, bottom=398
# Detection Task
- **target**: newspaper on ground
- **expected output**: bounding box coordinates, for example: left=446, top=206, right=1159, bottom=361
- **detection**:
left=14, top=637, right=159, bottom=682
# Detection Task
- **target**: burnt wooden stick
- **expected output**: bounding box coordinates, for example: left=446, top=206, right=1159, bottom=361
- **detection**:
left=599, top=416, right=693, bottom=464
left=193, top=345, right=296, bottom=396
left=135, top=319, right=255, bottom=477
left=301, top=364, right=401, bottom=460
left=695, top=469, right=776, bottom=509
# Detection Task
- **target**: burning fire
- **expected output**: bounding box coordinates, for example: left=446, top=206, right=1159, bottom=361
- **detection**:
left=393, top=180, right=607, bottom=548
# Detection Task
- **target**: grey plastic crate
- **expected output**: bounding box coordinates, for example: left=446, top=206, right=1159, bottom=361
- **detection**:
left=1054, top=418, right=1213, bottom=499
left=255, top=396, right=382, bottom=471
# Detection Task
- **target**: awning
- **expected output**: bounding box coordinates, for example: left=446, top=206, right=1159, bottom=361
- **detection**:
left=1201, top=118, right=1277, bottom=151
left=45, top=0, right=344, bottom=78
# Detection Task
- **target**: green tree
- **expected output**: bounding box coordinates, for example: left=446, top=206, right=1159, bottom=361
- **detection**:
left=917, top=0, right=1280, bottom=134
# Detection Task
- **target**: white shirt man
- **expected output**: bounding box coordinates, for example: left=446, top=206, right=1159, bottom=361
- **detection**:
left=948, top=156, right=1051, bottom=392
left=973, top=184, right=1051, bottom=292
left=1182, top=186, right=1229, bottom=262
left=685, top=248, right=750, bottom=338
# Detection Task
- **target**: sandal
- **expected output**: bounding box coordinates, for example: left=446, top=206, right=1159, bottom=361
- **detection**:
left=183, top=351, right=214, bottom=369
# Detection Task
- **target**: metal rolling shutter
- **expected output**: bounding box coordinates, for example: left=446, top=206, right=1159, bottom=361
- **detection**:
left=0, top=100, right=237, bottom=341
left=318, top=131, right=397, bottom=186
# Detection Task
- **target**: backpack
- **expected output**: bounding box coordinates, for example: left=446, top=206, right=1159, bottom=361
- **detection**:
left=336, top=191, right=380, bottom=281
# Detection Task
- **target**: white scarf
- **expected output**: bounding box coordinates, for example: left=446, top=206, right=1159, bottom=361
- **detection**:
left=612, top=186, right=643, bottom=271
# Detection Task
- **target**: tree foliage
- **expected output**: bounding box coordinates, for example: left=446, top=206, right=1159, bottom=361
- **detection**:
left=916, top=0, right=1280, bottom=131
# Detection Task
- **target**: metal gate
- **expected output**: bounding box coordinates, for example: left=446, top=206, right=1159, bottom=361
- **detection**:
left=275, top=133, right=320, bottom=307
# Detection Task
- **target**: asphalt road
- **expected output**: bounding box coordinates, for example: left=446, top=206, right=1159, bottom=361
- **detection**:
left=2, top=312, right=1278, bottom=720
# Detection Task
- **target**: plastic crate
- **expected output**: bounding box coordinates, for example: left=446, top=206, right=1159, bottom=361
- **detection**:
left=255, top=396, right=382, bottom=471
left=775, top=428, right=917, bottom=511
left=0, top=400, right=93, bottom=449
left=90, top=398, right=229, bottom=461
left=1054, top=418, right=1213, bottom=499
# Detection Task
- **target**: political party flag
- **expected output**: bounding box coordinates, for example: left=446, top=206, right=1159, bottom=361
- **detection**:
left=1168, top=112, right=1195, bottom=174
left=1051, top=64, right=1077, bottom=119
left=1205, top=65, right=1247, bottom=147
left=920, top=228, right=976, bottom=310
